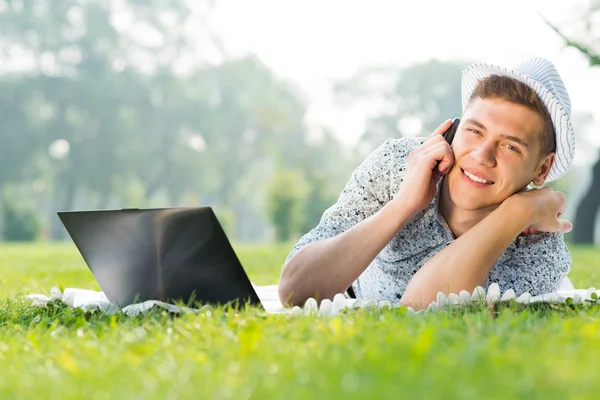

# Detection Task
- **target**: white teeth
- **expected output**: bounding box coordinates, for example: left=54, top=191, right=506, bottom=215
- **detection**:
left=464, top=170, right=492, bottom=184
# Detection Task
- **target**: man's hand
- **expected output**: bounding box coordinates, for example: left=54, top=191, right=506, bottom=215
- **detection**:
left=510, top=187, right=572, bottom=234
left=394, top=119, right=455, bottom=216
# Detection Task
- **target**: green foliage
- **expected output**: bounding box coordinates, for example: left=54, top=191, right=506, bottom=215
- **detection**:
left=544, top=1, right=600, bottom=67
left=0, top=0, right=354, bottom=242
left=300, top=173, right=338, bottom=234
left=214, top=207, right=236, bottom=238
left=335, top=59, right=469, bottom=153
left=0, top=243, right=598, bottom=398
left=265, top=170, right=308, bottom=242
left=1, top=200, right=40, bottom=242
left=265, top=165, right=340, bottom=243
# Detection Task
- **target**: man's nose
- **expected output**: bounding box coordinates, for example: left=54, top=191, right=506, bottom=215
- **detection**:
left=471, top=141, right=496, bottom=167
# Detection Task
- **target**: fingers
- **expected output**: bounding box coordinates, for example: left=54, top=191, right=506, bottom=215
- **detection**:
left=422, top=141, right=454, bottom=173
left=522, top=226, right=540, bottom=235
left=550, top=191, right=567, bottom=224
left=437, top=147, right=455, bottom=173
left=428, top=119, right=453, bottom=139
left=410, top=137, right=452, bottom=161
left=558, top=219, right=573, bottom=233
left=407, top=142, right=454, bottom=179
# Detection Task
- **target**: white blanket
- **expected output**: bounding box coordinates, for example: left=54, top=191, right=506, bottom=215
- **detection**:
left=26, top=281, right=600, bottom=317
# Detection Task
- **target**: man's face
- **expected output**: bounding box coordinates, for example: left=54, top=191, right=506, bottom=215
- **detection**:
left=446, top=97, right=554, bottom=212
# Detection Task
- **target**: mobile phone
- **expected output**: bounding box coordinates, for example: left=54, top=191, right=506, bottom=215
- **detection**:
left=443, top=118, right=460, bottom=144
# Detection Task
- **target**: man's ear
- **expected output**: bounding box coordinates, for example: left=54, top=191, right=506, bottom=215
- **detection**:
left=532, top=152, right=555, bottom=186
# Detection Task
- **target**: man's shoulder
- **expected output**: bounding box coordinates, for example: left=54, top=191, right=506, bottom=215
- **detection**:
left=368, top=136, right=427, bottom=168
left=381, top=136, right=427, bottom=155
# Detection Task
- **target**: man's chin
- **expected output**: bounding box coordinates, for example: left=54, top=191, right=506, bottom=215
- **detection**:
left=460, top=203, right=499, bottom=212
left=449, top=192, right=503, bottom=212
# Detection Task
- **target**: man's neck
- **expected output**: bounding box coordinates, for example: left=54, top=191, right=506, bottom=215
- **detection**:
left=439, top=177, right=497, bottom=238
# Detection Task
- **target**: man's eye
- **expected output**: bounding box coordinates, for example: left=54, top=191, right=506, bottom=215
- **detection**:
left=505, top=144, right=521, bottom=153
left=468, top=129, right=481, bottom=135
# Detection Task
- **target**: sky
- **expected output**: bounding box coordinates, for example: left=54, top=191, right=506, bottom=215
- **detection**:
left=206, top=0, right=600, bottom=166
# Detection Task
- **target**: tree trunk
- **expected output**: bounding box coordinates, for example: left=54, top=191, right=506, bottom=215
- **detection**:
left=573, top=154, right=600, bottom=244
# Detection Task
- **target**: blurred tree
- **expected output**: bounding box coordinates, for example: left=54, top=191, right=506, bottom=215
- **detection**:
left=189, top=56, right=308, bottom=206
left=265, top=126, right=357, bottom=241
left=265, top=169, right=308, bottom=242
left=544, top=1, right=600, bottom=244
left=335, top=60, right=468, bottom=156
left=0, top=0, right=207, bottom=238
left=179, top=56, right=315, bottom=241
left=1, top=196, right=41, bottom=241
left=296, top=129, right=351, bottom=234
left=0, top=0, right=354, bottom=242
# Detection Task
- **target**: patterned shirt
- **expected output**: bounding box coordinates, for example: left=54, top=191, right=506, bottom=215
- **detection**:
left=286, top=137, right=572, bottom=302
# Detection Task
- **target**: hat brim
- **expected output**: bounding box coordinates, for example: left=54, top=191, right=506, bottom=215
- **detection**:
left=461, top=63, right=575, bottom=182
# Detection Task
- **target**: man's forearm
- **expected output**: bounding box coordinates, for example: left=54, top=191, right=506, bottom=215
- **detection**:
left=278, top=198, right=416, bottom=307
left=400, top=198, right=532, bottom=309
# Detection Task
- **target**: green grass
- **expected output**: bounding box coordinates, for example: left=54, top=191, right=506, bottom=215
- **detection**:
left=1, top=242, right=600, bottom=399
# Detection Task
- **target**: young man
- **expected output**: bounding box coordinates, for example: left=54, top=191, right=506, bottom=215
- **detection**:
left=278, top=57, right=575, bottom=310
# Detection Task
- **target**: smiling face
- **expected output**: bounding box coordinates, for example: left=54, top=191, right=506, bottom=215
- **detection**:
left=445, top=97, right=555, bottom=212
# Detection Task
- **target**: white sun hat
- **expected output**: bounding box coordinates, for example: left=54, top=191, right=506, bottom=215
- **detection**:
left=461, top=57, right=575, bottom=182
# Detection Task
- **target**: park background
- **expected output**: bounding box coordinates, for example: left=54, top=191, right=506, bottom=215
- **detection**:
left=1, top=0, right=600, bottom=246
left=2, top=2, right=600, bottom=399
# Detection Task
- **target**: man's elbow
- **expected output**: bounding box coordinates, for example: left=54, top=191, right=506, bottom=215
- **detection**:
left=277, top=260, right=307, bottom=308
left=399, top=294, right=418, bottom=309
left=277, top=277, right=307, bottom=308
left=399, top=286, right=434, bottom=310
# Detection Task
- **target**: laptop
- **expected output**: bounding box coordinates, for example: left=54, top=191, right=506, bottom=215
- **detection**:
left=57, top=207, right=264, bottom=309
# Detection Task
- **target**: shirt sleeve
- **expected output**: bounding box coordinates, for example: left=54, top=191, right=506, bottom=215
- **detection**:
left=285, top=138, right=398, bottom=262
left=487, top=232, right=572, bottom=296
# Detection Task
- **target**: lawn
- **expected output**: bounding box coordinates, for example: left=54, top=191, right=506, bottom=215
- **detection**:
left=1, top=242, right=600, bottom=399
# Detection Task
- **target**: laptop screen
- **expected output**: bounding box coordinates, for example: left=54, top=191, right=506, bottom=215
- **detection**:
left=58, top=207, right=263, bottom=309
